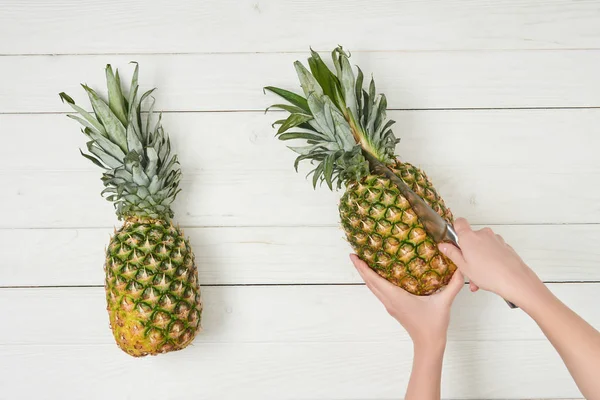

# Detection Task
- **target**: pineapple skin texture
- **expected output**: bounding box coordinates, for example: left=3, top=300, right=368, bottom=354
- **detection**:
left=340, top=161, right=457, bottom=295
left=105, top=219, right=202, bottom=357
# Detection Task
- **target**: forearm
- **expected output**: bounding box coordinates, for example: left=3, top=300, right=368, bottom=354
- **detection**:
left=521, top=283, right=600, bottom=399
left=405, top=341, right=446, bottom=400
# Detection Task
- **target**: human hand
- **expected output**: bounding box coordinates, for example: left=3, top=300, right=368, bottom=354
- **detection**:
left=438, top=218, right=543, bottom=306
left=350, top=254, right=464, bottom=348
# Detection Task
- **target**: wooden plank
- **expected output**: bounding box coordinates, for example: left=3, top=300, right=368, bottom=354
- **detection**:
left=1, top=0, right=599, bottom=54
left=2, top=224, right=599, bottom=286
left=1, top=285, right=594, bottom=398
left=5, top=109, right=600, bottom=172
left=1, top=285, right=598, bottom=345
left=1, top=109, right=599, bottom=227
left=0, top=342, right=582, bottom=399
left=2, top=51, right=600, bottom=113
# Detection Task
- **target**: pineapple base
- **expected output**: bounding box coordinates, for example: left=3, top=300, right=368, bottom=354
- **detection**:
left=339, top=161, right=457, bottom=295
left=104, top=218, right=202, bottom=357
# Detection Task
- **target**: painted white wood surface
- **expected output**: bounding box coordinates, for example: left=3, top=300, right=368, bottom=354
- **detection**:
left=2, top=109, right=600, bottom=228
left=3, top=225, right=600, bottom=286
left=0, top=342, right=579, bottom=400
left=1, top=0, right=599, bottom=54
left=0, top=286, right=591, bottom=399
left=2, top=285, right=598, bottom=344
left=1, top=0, right=599, bottom=399
left=2, top=51, right=600, bottom=112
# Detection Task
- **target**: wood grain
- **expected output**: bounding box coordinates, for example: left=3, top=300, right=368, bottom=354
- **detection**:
left=3, top=2, right=599, bottom=398
left=1, top=109, right=598, bottom=228
left=2, top=51, right=600, bottom=113
left=0, top=342, right=581, bottom=399
left=1, top=285, right=593, bottom=399
left=2, top=224, right=600, bottom=286
left=1, top=285, right=598, bottom=345
left=1, top=0, right=599, bottom=54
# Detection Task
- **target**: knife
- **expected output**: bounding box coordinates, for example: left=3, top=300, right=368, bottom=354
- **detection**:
left=362, top=151, right=518, bottom=309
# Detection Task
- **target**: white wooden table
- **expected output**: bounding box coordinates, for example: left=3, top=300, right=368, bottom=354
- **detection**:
left=1, top=1, right=599, bottom=399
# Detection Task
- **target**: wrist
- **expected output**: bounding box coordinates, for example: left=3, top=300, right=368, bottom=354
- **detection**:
left=413, top=337, right=447, bottom=357
left=517, top=279, right=555, bottom=316
left=500, top=267, right=545, bottom=306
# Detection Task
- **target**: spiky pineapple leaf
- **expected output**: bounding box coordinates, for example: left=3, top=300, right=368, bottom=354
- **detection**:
left=294, top=62, right=324, bottom=98
left=128, top=62, right=139, bottom=112
left=265, top=104, right=308, bottom=114
left=67, top=114, right=104, bottom=137
left=60, top=64, right=182, bottom=221
left=335, top=50, right=358, bottom=117
left=105, top=65, right=128, bottom=126
left=276, top=113, right=313, bottom=134
left=311, top=162, right=325, bottom=188
left=60, top=92, right=107, bottom=137
left=87, top=141, right=122, bottom=169
left=86, top=129, right=126, bottom=160
left=307, top=49, right=341, bottom=103
left=263, top=86, right=309, bottom=112
left=278, top=132, right=325, bottom=142
left=265, top=46, right=399, bottom=190
left=79, top=149, right=106, bottom=169
left=323, top=153, right=336, bottom=189
left=82, top=84, right=128, bottom=152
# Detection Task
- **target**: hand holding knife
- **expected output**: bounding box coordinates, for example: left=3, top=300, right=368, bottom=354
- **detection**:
left=362, top=151, right=518, bottom=309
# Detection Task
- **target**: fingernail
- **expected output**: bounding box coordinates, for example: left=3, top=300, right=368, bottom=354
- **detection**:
left=439, top=244, right=447, bottom=254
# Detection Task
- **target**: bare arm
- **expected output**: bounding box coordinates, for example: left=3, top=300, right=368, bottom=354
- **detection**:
left=520, top=282, right=600, bottom=399
left=405, top=342, right=446, bottom=400
left=350, top=255, right=464, bottom=400
left=440, top=218, right=600, bottom=399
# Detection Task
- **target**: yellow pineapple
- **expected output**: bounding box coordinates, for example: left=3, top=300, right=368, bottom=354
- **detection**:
left=60, top=64, right=202, bottom=356
left=265, top=47, right=456, bottom=295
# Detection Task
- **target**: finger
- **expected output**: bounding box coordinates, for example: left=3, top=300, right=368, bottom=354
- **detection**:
left=440, top=270, right=464, bottom=302
left=350, top=254, right=393, bottom=305
left=469, top=281, right=480, bottom=292
left=496, top=234, right=505, bottom=244
left=454, top=218, right=473, bottom=235
left=480, top=227, right=494, bottom=236
left=438, top=243, right=467, bottom=269
left=350, top=254, right=409, bottom=298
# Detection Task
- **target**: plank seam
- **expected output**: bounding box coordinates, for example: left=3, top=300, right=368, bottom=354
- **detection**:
left=1, top=48, right=600, bottom=56
left=2, top=222, right=600, bottom=230
left=2, top=106, right=600, bottom=116
left=1, top=281, right=598, bottom=289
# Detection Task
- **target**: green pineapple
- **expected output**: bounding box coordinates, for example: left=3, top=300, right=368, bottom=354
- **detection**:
left=60, top=64, right=202, bottom=356
left=265, top=47, right=456, bottom=295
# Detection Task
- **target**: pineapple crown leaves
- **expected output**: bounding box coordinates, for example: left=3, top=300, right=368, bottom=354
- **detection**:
left=59, top=63, right=182, bottom=221
left=264, top=46, right=399, bottom=190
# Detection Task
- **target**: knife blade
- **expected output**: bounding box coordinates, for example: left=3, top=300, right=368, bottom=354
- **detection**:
left=362, top=150, right=518, bottom=309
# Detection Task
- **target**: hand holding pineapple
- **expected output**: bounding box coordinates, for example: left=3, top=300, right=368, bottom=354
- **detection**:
left=360, top=216, right=600, bottom=400
left=350, top=254, right=464, bottom=346
left=350, top=254, right=463, bottom=400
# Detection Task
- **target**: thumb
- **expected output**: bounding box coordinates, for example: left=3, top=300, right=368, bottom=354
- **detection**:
left=440, top=269, right=464, bottom=302
left=438, top=243, right=466, bottom=268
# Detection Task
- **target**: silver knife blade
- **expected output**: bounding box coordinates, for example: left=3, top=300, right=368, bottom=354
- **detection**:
left=362, top=151, right=518, bottom=309
left=362, top=151, right=459, bottom=246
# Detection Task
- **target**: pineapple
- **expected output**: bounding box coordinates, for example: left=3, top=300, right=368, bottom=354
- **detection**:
left=265, top=47, right=456, bottom=295
left=59, top=64, right=202, bottom=356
